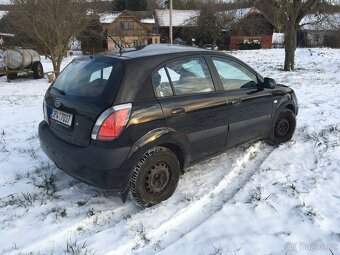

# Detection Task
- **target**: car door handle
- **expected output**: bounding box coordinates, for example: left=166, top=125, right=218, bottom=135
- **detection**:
left=231, top=99, right=242, bottom=105
left=171, top=108, right=186, bottom=117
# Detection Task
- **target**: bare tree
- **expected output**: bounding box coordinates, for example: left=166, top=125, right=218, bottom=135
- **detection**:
left=254, top=0, right=323, bottom=71
left=196, top=0, right=236, bottom=46
left=5, top=0, right=103, bottom=74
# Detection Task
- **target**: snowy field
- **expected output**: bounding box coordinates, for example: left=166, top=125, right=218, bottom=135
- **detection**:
left=0, top=48, right=339, bottom=255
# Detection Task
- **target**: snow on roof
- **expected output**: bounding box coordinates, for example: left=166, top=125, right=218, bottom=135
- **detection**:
left=0, top=10, right=8, bottom=19
left=99, top=12, right=121, bottom=24
left=155, top=9, right=200, bottom=27
left=220, top=7, right=261, bottom=21
left=0, top=32, right=14, bottom=37
left=234, top=8, right=252, bottom=19
left=300, top=12, right=340, bottom=31
left=140, top=18, right=155, bottom=24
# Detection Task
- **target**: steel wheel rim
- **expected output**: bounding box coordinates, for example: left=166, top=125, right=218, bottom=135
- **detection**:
left=145, top=161, right=170, bottom=194
left=275, top=118, right=290, bottom=137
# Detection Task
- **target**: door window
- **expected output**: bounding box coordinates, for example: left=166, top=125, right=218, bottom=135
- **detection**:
left=212, top=58, right=257, bottom=90
left=152, top=67, right=173, bottom=97
left=165, top=57, right=215, bottom=95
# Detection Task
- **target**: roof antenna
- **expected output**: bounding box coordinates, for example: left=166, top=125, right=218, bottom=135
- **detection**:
left=107, top=35, right=124, bottom=55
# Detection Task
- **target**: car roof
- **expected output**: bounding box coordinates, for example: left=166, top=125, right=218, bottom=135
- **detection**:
left=100, top=44, right=211, bottom=59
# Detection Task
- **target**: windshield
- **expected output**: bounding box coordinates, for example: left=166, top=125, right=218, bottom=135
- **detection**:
left=53, top=58, right=123, bottom=98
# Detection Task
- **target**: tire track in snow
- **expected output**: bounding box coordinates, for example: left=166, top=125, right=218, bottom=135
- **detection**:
left=112, top=142, right=275, bottom=255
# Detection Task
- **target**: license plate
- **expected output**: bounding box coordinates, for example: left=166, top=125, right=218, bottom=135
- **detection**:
left=51, top=109, right=73, bottom=126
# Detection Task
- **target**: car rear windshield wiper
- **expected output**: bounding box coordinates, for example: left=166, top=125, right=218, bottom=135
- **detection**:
left=52, top=87, right=66, bottom=96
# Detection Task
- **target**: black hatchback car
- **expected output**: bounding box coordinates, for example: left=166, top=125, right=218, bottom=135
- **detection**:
left=39, top=44, right=298, bottom=206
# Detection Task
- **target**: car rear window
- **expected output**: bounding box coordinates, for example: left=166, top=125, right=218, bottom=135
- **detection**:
left=52, top=58, right=123, bottom=98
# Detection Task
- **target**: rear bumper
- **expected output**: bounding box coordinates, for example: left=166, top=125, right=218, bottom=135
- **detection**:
left=38, top=121, right=131, bottom=191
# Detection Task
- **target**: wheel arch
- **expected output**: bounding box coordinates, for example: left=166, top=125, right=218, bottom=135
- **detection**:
left=128, top=127, right=191, bottom=172
left=285, top=103, right=296, bottom=115
left=120, top=128, right=190, bottom=202
left=158, top=143, right=186, bottom=172
left=274, top=99, right=296, bottom=120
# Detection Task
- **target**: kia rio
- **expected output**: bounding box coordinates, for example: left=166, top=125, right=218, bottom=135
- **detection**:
left=39, top=44, right=298, bottom=207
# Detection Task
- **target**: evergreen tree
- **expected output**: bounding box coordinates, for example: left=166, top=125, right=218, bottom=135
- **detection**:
left=115, top=0, right=148, bottom=11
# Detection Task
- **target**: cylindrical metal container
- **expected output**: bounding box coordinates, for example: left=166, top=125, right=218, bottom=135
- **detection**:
left=3, top=49, right=41, bottom=69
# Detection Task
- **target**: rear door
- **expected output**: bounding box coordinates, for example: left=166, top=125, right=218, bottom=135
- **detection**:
left=210, top=57, right=272, bottom=147
left=44, top=57, right=123, bottom=146
left=153, top=57, right=228, bottom=161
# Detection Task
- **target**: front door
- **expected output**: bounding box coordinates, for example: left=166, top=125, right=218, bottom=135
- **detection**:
left=211, top=57, right=273, bottom=147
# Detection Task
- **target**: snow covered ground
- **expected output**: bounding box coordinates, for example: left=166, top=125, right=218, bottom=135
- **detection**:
left=0, top=48, right=339, bottom=255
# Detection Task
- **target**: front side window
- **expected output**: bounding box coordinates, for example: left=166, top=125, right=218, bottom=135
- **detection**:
left=165, top=57, right=215, bottom=95
left=212, top=57, right=257, bottom=90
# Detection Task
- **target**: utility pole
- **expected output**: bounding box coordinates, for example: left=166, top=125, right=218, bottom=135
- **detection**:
left=169, top=0, right=173, bottom=44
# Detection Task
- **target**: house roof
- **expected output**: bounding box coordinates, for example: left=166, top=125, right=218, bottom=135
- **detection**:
left=100, top=11, right=155, bottom=25
left=155, top=9, right=199, bottom=27
left=103, top=11, right=155, bottom=35
left=221, top=7, right=261, bottom=21
left=128, top=11, right=153, bottom=20
left=100, top=12, right=121, bottom=24
left=300, top=12, right=340, bottom=31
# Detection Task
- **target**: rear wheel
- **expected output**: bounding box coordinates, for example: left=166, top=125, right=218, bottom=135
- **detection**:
left=32, top=61, right=44, bottom=79
left=130, top=147, right=180, bottom=207
left=268, top=109, right=296, bottom=145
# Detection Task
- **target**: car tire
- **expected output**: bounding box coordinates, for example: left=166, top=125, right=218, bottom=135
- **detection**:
left=268, top=109, right=296, bottom=145
left=130, top=146, right=180, bottom=207
left=32, top=61, right=44, bottom=79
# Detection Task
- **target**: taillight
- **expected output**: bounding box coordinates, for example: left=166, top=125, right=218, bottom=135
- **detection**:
left=91, top=103, right=132, bottom=141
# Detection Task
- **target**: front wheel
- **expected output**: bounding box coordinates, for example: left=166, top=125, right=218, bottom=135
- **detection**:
left=130, top=147, right=180, bottom=207
left=268, top=109, right=296, bottom=145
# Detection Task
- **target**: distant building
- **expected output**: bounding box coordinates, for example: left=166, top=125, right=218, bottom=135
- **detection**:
left=155, top=9, right=199, bottom=43
left=100, top=10, right=160, bottom=51
left=222, top=7, right=274, bottom=50
left=298, top=12, right=340, bottom=48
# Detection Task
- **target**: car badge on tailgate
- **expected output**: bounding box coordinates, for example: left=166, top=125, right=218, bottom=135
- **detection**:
left=54, top=99, right=61, bottom=108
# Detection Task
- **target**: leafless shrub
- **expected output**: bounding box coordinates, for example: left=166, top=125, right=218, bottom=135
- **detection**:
left=246, top=186, right=278, bottom=212
left=65, top=239, right=96, bottom=255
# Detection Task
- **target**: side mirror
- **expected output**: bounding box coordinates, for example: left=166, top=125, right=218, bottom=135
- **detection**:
left=263, top=77, right=276, bottom=89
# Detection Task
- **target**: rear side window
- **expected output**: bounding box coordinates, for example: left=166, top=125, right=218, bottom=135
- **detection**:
left=153, top=57, right=215, bottom=97
left=152, top=68, right=173, bottom=97
left=165, top=57, right=215, bottom=95
left=53, top=58, right=123, bottom=97
left=212, top=57, right=257, bottom=90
